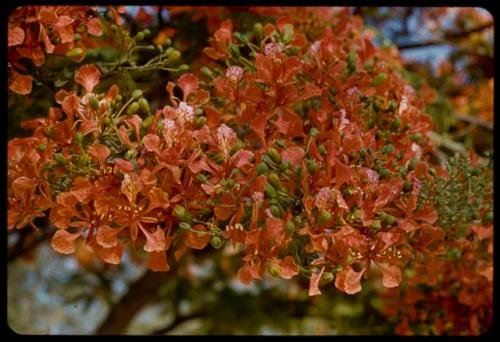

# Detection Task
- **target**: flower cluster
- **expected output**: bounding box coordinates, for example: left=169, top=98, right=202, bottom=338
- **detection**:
left=7, top=7, right=493, bottom=335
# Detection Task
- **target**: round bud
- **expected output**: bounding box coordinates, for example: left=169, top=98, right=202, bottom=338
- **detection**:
left=267, top=147, right=281, bottom=163
left=142, top=116, right=154, bottom=129
left=138, top=98, right=150, bottom=114
left=54, top=153, right=66, bottom=165
left=256, top=162, right=269, bottom=175
left=135, top=32, right=144, bottom=41
left=65, top=47, right=84, bottom=58
left=309, top=127, right=319, bottom=137
left=270, top=205, right=282, bottom=218
left=403, top=180, right=413, bottom=192
left=173, top=205, right=193, bottom=222
left=90, top=96, right=99, bottom=110
left=127, top=101, right=140, bottom=115
left=318, top=210, right=331, bottom=224
left=284, top=221, right=296, bottom=235
left=322, top=272, right=334, bottom=283
left=210, top=235, right=224, bottom=249
left=264, top=183, right=277, bottom=199
left=132, top=89, right=143, bottom=99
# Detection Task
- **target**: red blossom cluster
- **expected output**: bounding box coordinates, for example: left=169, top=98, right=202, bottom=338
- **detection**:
left=7, top=6, right=493, bottom=335
left=7, top=6, right=125, bottom=95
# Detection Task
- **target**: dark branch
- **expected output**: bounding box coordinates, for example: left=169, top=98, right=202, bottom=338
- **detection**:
left=454, top=113, right=493, bottom=131
left=397, top=21, right=493, bottom=50
left=152, top=312, right=204, bottom=335
left=95, top=269, right=173, bottom=335
left=8, top=218, right=51, bottom=263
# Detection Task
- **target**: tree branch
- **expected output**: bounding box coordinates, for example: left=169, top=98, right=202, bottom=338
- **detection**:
left=95, top=268, right=174, bottom=335
left=397, top=21, right=493, bottom=50
left=426, top=131, right=468, bottom=157
left=152, top=312, right=205, bottom=335
left=8, top=218, right=51, bottom=263
left=454, top=113, right=493, bottom=131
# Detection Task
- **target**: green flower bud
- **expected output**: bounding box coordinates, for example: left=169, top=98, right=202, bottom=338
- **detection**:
left=213, top=153, right=224, bottom=164
left=110, top=24, right=118, bottom=32
left=65, top=47, right=84, bottom=58
left=378, top=168, right=391, bottom=179
left=229, top=141, right=244, bottom=156
left=372, top=73, right=387, bottom=86
left=164, top=50, right=181, bottom=65
left=276, top=139, right=286, bottom=149
left=90, top=96, right=99, bottom=110
left=201, top=66, right=213, bottom=78
left=322, top=272, right=334, bottom=283
left=284, top=221, right=296, bottom=235
left=163, top=38, right=172, bottom=46
left=268, top=172, right=282, bottom=190
left=403, top=180, right=413, bottom=192
left=196, top=173, right=208, bottom=184
left=382, top=213, right=395, bottom=226
left=282, top=24, right=294, bottom=44
left=270, top=205, right=282, bottom=218
left=370, top=221, right=381, bottom=230
left=179, top=222, right=192, bottom=230
left=256, top=162, right=269, bottom=175
left=233, top=32, right=249, bottom=44
left=407, top=157, right=418, bottom=172
left=318, top=210, right=331, bottom=224
left=411, top=132, right=423, bottom=142
left=135, top=32, right=144, bottom=41
left=210, top=235, right=224, bottom=249
left=342, top=185, right=355, bottom=197
left=279, top=160, right=291, bottom=172
left=54, top=153, right=66, bottom=165
left=127, top=101, right=140, bottom=115
left=264, top=183, right=277, bottom=199
left=195, top=116, right=207, bottom=127
left=142, top=116, right=154, bottom=129
left=309, top=127, right=319, bottom=137
left=79, top=153, right=90, bottom=166
left=307, top=159, right=319, bottom=173
left=132, top=89, right=143, bottom=99
left=173, top=205, right=193, bottom=222
left=359, top=148, right=367, bottom=158
left=318, top=144, right=327, bottom=155
left=267, top=147, right=281, bottom=163
left=381, top=144, right=395, bottom=155
left=253, top=23, right=264, bottom=40
left=269, top=264, right=281, bottom=277
left=76, top=24, right=86, bottom=33
left=143, top=28, right=151, bottom=37
left=390, top=118, right=401, bottom=131
left=73, top=33, right=81, bottom=41
left=138, top=98, right=150, bottom=114
left=229, top=44, right=241, bottom=58
left=38, top=143, right=47, bottom=152
left=286, top=47, right=300, bottom=56
left=75, top=131, right=84, bottom=145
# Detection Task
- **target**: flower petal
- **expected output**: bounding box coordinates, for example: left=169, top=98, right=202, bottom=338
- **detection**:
left=75, top=64, right=101, bottom=93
